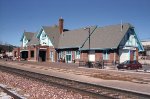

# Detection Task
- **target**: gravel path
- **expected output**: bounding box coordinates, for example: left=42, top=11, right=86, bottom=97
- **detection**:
left=0, top=70, right=94, bottom=99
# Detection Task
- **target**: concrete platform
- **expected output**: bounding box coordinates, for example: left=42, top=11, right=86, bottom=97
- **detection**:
left=0, top=61, right=150, bottom=96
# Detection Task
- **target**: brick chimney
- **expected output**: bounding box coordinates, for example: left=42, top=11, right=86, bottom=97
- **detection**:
left=59, top=17, right=64, bottom=34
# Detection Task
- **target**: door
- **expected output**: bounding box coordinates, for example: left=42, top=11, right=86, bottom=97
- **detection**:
left=66, top=51, right=72, bottom=63
left=21, top=51, right=28, bottom=60
left=88, top=51, right=95, bottom=62
left=39, top=50, right=46, bottom=62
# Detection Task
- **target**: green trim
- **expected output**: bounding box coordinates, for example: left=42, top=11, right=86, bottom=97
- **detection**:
left=117, top=28, right=130, bottom=49
left=37, top=28, right=43, bottom=39
left=133, top=30, right=144, bottom=52
left=118, top=27, right=144, bottom=52
left=20, top=33, right=25, bottom=41
left=79, top=47, right=117, bottom=51
left=56, top=47, right=79, bottom=50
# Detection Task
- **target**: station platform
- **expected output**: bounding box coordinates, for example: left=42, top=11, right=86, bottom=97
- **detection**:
left=0, top=60, right=150, bottom=96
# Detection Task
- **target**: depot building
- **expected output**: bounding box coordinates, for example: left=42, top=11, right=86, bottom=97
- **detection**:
left=13, top=18, right=144, bottom=64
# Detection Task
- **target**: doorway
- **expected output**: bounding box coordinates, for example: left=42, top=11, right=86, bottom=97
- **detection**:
left=39, top=50, right=46, bottom=62
left=88, top=51, right=95, bottom=62
left=21, top=51, right=28, bottom=60
left=66, top=51, right=72, bottom=63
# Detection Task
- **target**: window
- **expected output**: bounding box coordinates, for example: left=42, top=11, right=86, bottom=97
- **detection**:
left=42, top=33, right=47, bottom=37
left=66, top=51, right=71, bottom=54
left=23, top=37, right=28, bottom=46
left=134, top=51, right=136, bottom=60
left=41, top=32, right=47, bottom=40
left=75, top=51, right=80, bottom=59
left=43, top=42, right=47, bottom=45
left=58, top=51, right=63, bottom=59
left=103, top=50, right=109, bottom=60
left=50, top=51, right=54, bottom=62
left=58, top=52, right=61, bottom=59
left=31, top=51, right=34, bottom=58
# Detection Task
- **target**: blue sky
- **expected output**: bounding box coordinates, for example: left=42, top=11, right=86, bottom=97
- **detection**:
left=0, top=0, right=150, bottom=46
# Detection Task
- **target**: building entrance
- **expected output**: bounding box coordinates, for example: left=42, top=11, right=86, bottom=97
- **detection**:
left=39, top=50, right=46, bottom=62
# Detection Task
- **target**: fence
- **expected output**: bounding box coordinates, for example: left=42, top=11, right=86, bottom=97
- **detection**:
left=79, top=60, right=117, bottom=69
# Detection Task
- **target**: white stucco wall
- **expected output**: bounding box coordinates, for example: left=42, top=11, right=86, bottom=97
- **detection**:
left=40, top=30, right=53, bottom=46
left=119, top=31, right=139, bottom=63
left=22, top=36, right=28, bottom=47
left=125, top=34, right=138, bottom=47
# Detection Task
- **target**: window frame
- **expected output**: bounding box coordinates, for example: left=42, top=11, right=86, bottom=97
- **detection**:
left=103, top=50, right=110, bottom=60
left=75, top=51, right=80, bottom=59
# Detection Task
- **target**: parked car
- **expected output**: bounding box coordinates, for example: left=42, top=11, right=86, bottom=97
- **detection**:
left=117, top=60, right=142, bottom=70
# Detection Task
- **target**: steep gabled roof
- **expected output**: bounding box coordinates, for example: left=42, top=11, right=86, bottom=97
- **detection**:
left=27, top=33, right=40, bottom=46
left=42, top=25, right=60, bottom=47
left=57, top=24, right=131, bottom=50
left=81, top=23, right=132, bottom=50
left=57, top=26, right=97, bottom=49
left=21, top=23, right=141, bottom=51
left=20, top=32, right=35, bottom=41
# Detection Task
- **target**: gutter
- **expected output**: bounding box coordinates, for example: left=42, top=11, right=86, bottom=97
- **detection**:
left=56, top=46, right=79, bottom=50
left=79, top=47, right=117, bottom=51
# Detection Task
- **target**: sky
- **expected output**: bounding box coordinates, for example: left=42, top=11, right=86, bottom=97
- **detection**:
left=0, top=0, right=150, bottom=46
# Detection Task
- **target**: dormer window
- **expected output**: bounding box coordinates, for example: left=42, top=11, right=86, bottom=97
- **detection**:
left=42, top=33, right=47, bottom=40
left=23, top=37, right=27, bottom=43
left=43, top=42, right=47, bottom=45
left=42, top=33, right=46, bottom=37
left=22, top=36, right=28, bottom=47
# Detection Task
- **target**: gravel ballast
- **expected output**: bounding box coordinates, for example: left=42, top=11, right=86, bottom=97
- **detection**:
left=0, top=70, right=94, bottom=99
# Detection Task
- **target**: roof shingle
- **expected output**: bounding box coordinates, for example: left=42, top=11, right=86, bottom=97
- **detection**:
left=57, top=26, right=97, bottom=49
left=81, top=23, right=132, bottom=50
left=42, top=25, right=60, bottom=48
left=20, top=32, right=35, bottom=42
left=27, top=33, right=40, bottom=46
left=58, top=23, right=132, bottom=50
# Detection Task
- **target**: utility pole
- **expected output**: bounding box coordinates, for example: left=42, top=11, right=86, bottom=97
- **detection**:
left=84, top=27, right=91, bottom=68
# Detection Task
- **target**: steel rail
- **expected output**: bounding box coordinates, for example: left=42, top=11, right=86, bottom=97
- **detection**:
left=0, top=65, right=150, bottom=99
left=0, top=85, right=22, bottom=99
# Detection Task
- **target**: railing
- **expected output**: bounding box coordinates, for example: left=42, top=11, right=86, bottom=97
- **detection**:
left=79, top=61, right=104, bottom=69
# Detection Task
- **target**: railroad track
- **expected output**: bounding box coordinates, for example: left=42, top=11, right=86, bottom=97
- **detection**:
left=0, top=84, right=22, bottom=99
left=0, top=65, right=150, bottom=99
